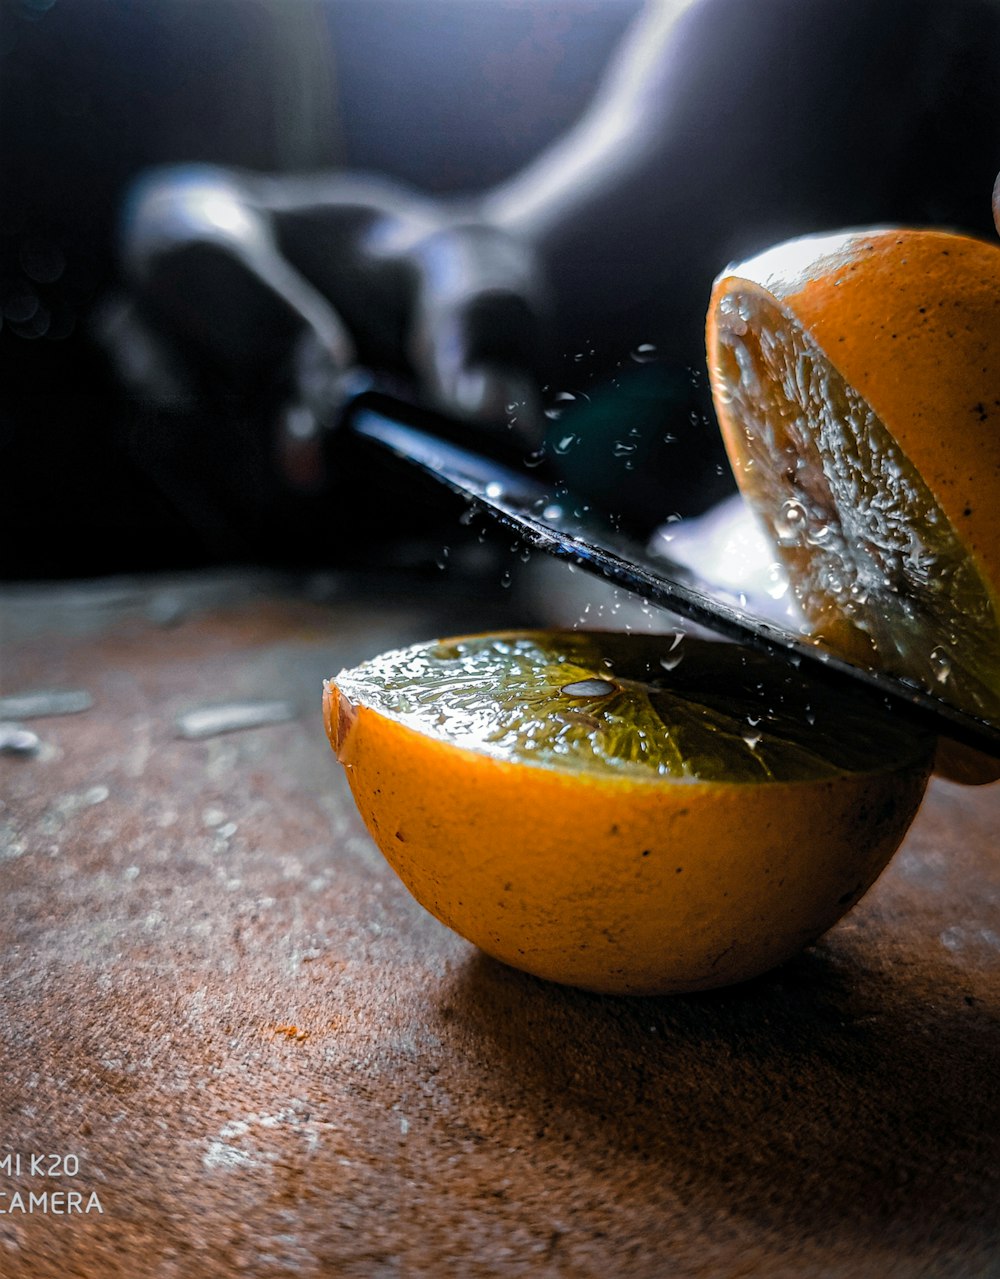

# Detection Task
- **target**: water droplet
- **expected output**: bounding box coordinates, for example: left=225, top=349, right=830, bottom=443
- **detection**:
left=560, top=678, right=617, bottom=698
left=547, top=390, right=577, bottom=414
left=806, top=523, right=832, bottom=547
left=541, top=503, right=563, bottom=522
left=775, top=499, right=807, bottom=541
left=435, top=546, right=450, bottom=571
left=766, top=567, right=790, bottom=600
left=613, top=441, right=637, bottom=458
left=499, top=569, right=512, bottom=589
left=929, top=645, right=952, bottom=684
left=553, top=432, right=580, bottom=454
left=630, top=343, right=658, bottom=364
left=523, top=450, right=546, bottom=469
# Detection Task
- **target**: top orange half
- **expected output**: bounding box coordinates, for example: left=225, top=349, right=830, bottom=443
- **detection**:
left=706, top=227, right=1000, bottom=728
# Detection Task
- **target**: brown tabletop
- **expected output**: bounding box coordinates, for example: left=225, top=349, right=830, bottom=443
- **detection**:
left=1, top=570, right=999, bottom=1279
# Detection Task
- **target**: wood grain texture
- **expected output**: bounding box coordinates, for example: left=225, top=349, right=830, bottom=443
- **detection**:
left=1, top=573, right=998, bottom=1279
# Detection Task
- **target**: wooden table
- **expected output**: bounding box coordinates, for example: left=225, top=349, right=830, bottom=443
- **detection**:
left=1, top=569, right=998, bottom=1278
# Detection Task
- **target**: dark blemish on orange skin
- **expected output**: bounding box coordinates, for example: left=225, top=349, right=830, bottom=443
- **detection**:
left=336, top=692, right=357, bottom=757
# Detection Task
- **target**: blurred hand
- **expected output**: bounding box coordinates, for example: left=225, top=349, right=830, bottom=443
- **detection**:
left=100, top=164, right=551, bottom=493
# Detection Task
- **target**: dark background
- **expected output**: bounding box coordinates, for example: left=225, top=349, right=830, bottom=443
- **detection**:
left=1, top=0, right=641, bottom=578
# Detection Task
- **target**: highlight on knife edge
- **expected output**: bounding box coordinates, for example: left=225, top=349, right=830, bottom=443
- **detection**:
left=345, top=390, right=1000, bottom=758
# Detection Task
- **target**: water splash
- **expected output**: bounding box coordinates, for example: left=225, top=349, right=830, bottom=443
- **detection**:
left=545, top=391, right=579, bottom=422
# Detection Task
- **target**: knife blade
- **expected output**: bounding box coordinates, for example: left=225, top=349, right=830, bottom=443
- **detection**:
left=344, top=388, right=1000, bottom=758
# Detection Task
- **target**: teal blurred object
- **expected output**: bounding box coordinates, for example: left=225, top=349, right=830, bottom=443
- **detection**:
left=542, top=364, right=736, bottom=534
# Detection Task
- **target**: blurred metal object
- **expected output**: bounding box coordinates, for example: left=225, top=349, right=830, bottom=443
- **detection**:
left=175, top=699, right=297, bottom=740
left=0, top=689, right=93, bottom=719
left=0, top=723, right=41, bottom=756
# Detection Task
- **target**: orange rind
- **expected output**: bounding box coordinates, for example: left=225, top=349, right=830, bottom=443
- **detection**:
left=325, top=631, right=932, bottom=995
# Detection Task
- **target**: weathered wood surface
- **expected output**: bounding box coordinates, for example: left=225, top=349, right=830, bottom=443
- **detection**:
left=1, top=572, right=998, bottom=1279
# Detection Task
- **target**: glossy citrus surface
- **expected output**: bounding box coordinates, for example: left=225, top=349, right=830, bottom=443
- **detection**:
left=325, top=631, right=932, bottom=995
left=706, top=227, right=1000, bottom=729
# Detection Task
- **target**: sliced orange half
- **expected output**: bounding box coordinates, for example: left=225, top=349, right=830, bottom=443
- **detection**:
left=706, top=228, right=1000, bottom=740
left=325, top=630, right=932, bottom=995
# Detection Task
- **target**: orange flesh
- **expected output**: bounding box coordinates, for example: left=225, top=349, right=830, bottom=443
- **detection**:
left=707, top=229, right=1000, bottom=726
left=712, top=284, right=1000, bottom=720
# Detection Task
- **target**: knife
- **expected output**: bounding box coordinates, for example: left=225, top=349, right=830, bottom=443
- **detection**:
left=342, top=387, right=1000, bottom=759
